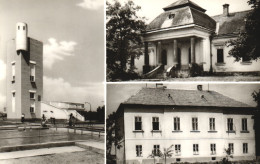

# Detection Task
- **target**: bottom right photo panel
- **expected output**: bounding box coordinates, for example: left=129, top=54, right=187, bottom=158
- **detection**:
left=106, top=83, right=260, bottom=164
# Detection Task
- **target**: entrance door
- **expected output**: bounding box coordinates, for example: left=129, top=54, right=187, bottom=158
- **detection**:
left=161, top=50, right=167, bottom=65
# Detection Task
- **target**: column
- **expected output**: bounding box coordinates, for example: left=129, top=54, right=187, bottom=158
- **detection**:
left=191, top=37, right=195, bottom=63
left=202, top=37, right=210, bottom=71
left=144, top=42, right=149, bottom=66
left=173, top=39, right=178, bottom=65
left=143, top=42, right=150, bottom=74
left=157, top=41, right=162, bottom=65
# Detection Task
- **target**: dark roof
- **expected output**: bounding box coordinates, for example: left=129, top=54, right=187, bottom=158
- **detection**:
left=163, top=0, right=206, bottom=12
left=123, top=88, right=251, bottom=108
left=147, top=1, right=216, bottom=31
left=212, top=10, right=251, bottom=37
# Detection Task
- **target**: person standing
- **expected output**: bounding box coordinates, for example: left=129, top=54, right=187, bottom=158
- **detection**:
left=21, top=113, right=25, bottom=123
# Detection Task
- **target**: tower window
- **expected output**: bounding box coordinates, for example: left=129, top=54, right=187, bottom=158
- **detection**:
left=11, top=63, right=15, bottom=83
left=12, top=92, right=15, bottom=112
left=30, top=101, right=35, bottom=113
left=30, top=92, right=35, bottom=99
left=18, top=26, right=20, bottom=30
left=30, top=62, right=36, bottom=82
left=23, top=26, right=25, bottom=30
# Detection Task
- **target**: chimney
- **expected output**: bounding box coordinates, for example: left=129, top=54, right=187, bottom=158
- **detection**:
left=223, top=4, right=229, bottom=16
left=197, top=85, right=203, bottom=91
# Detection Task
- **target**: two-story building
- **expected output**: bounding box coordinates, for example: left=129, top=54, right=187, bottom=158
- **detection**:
left=116, top=85, right=256, bottom=163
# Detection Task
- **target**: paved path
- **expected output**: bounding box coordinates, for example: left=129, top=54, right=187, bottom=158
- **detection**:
left=0, top=146, right=85, bottom=160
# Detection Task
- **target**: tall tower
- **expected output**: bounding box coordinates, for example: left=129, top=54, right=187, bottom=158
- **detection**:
left=6, top=22, right=43, bottom=121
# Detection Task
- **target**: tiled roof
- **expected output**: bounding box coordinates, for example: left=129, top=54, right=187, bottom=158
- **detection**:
left=123, top=88, right=251, bottom=108
left=212, top=10, right=251, bottom=37
left=146, top=1, right=216, bottom=31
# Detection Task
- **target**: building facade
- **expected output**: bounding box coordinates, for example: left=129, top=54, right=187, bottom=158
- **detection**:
left=116, top=86, right=256, bottom=163
left=133, top=0, right=260, bottom=77
left=6, top=22, right=43, bottom=120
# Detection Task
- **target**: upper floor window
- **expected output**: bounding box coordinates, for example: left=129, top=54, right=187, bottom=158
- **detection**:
left=210, top=144, right=216, bottom=155
left=30, top=61, right=36, bottom=82
left=135, top=117, right=142, bottom=130
left=227, top=118, right=234, bottom=131
left=174, top=117, right=180, bottom=131
left=30, top=101, right=35, bottom=113
left=136, top=145, right=142, bottom=157
left=175, top=144, right=181, bottom=156
left=242, top=118, right=248, bottom=131
left=228, top=143, right=234, bottom=154
left=243, top=143, right=248, bottom=154
left=193, top=144, right=199, bottom=155
left=209, top=118, right=215, bottom=131
left=217, top=49, right=224, bottom=63
left=30, top=92, right=35, bottom=99
left=192, top=117, right=198, bottom=131
left=153, top=145, right=160, bottom=156
left=152, top=117, right=159, bottom=130
left=11, top=62, right=15, bottom=83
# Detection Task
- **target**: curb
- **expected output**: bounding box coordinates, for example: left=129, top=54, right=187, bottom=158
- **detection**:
left=75, top=142, right=104, bottom=155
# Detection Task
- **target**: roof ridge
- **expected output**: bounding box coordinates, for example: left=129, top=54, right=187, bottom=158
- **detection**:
left=211, top=9, right=252, bottom=18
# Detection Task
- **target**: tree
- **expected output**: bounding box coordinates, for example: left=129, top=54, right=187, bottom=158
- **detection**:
left=106, top=0, right=146, bottom=81
left=106, top=112, right=122, bottom=163
left=147, top=145, right=174, bottom=164
left=97, top=105, right=105, bottom=123
left=222, top=147, right=233, bottom=164
left=159, top=145, right=174, bottom=164
left=228, top=0, right=260, bottom=61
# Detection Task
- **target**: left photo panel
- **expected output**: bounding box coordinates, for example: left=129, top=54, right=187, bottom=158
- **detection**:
left=0, top=0, right=105, bottom=163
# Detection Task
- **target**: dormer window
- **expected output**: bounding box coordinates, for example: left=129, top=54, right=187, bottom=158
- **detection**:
left=169, top=14, right=175, bottom=19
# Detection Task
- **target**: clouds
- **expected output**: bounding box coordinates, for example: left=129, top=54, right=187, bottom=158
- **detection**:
left=0, top=60, right=6, bottom=81
left=43, top=76, right=104, bottom=110
left=43, top=38, right=77, bottom=69
left=77, top=0, right=103, bottom=10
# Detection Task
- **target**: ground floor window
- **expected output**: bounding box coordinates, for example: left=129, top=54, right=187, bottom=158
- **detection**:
left=175, top=144, right=181, bottom=155
left=228, top=143, right=234, bottom=154
left=243, top=143, right=248, bottom=154
left=217, top=49, right=224, bottom=63
left=153, top=145, right=160, bottom=156
left=210, top=144, right=216, bottom=155
left=136, top=145, right=142, bottom=157
left=193, top=144, right=199, bottom=155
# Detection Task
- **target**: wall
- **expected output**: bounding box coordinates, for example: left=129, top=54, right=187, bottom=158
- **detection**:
left=122, top=106, right=255, bottom=163
left=212, top=37, right=260, bottom=72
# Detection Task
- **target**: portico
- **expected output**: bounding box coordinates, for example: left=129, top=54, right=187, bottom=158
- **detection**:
left=142, top=0, right=216, bottom=76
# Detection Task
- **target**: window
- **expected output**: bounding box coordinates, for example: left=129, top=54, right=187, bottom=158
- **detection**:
left=23, top=26, right=25, bottom=30
left=193, top=144, right=199, bottom=155
left=18, top=26, right=20, bottom=30
left=209, top=118, right=215, bottom=131
left=12, top=63, right=15, bottom=83
left=210, top=144, right=216, bottom=155
left=228, top=143, right=234, bottom=154
left=153, top=145, right=160, bottom=156
left=30, top=101, right=35, bottom=113
left=152, top=117, right=159, bottom=130
left=175, top=144, right=181, bottom=155
left=242, top=118, right=248, bottom=131
left=136, top=145, right=142, bottom=157
left=227, top=118, right=234, bottom=131
left=12, top=92, right=15, bottom=112
left=30, top=92, right=35, bottom=99
left=135, top=117, right=142, bottom=130
left=243, top=143, right=248, bottom=154
left=174, top=117, right=180, bottom=131
left=192, top=117, right=198, bottom=131
left=30, top=63, right=36, bottom=82
left=217, top=49, right=224, bottom=63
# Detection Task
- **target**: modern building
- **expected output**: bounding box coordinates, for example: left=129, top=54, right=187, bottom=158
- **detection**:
left=41, top=101, right=85, bottom=121
left=133, top=0, right=260, bottom=77
left=6, top=22, right=43, bottom=120
left=116, top=85, right=256, bottom=163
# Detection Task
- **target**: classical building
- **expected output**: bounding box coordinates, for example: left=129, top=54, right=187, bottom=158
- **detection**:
left=6, top=22, right=43, bottom=120
left=116, top=85, right=256, bottom=163
left=134, top=0, right=260, bottom=77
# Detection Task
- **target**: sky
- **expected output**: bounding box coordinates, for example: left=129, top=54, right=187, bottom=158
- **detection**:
left=107, top=83, right=260, bottom=117
left=108, top=0, right=252, bottom=23
left=0, top=0, right=104, bottom=111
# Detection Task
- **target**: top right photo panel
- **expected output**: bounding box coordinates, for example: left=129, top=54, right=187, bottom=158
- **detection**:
left=106, top=0, right=260, bottom=82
